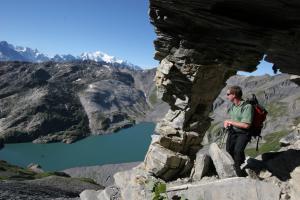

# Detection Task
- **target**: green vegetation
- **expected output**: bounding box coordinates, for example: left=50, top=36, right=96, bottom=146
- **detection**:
left=246, top=130, right=289, bottom=157
left=0, top=160, right=99, bottom=186
left=147, top=180, right=187, bottom=200
left=34, top=171, right=69, bottom=179
left=265, top=102, right=288, bottom=119
left=75, top=177, right=99, bottom=185
left=152, top=181, right=168, bottom=200
left=146, top=180, right=168, bottom=200
left=0, top=160, right=68, bottom=180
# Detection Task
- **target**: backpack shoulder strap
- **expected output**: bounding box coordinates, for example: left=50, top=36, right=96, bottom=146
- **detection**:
left=227, top=103, right=234, bottom=114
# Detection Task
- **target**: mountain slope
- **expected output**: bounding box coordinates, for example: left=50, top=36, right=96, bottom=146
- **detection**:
left=0, top=61, right=164, bottom=144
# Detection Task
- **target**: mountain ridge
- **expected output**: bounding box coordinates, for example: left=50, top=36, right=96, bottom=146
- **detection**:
left=0, top=41, right=142, bottom=70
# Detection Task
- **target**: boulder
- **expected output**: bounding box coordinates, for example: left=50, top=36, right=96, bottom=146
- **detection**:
left=27, top=163, right=44, bottom=173
left=96, top=185, right=121, bottom=200
left=144, top=143, right=192, bottom=181
left=280, top=130, right=300, bottom=146
left=290, top=166, right=300, bottom=200
left=80, top=190, right=102, bottom=200
left=167, top=177, right=281, bottom=200
left=113, top=165, right=153, bottom=200
left=190, top=150, right=213, bottom=181
left=209, top=143, right=236, bottom=178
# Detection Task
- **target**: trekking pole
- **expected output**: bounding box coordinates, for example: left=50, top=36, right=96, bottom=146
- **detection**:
left=219, top=127, right=227, bottom=149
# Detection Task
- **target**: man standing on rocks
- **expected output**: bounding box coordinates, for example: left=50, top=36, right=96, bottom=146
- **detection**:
left=224, top=86, right=253, bottom=177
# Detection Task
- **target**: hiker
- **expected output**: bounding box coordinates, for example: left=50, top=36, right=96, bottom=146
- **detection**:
left=224, top=86, right=254, bottom=177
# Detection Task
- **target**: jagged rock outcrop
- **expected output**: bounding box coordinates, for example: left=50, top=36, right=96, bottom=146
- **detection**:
left=290, top=167, right=300, bottom=200
left=208, top=143, right=236, bottom=178
left=0, top=61, right=166, bottom=144
left=189, top=149, right=213, bottom=181
left=143, top=0, right=300, bottom=181
left=166, top=177, right=281, bottom=200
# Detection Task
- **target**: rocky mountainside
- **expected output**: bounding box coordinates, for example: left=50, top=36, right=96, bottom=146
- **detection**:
left=0, top=61, right=167, bottom=144
left=0, top=160, right=103, bottom=200
left=203, top=74, right=300, bottom=151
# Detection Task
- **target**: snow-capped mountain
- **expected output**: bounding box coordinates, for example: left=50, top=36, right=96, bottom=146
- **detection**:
left=81, top=51, right=123, bottom=63
left=0, top=41, right=142, bottom=70
left=52, top=54, right=77, bottom=62
left=0, top=41, right=29, bottom=61
left=79, top=51, right=141, bottom=70
left=15, top=46, right=50, bottom=62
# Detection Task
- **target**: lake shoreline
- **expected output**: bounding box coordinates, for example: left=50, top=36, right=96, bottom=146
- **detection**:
left=0, top=122, right=155, bottom=171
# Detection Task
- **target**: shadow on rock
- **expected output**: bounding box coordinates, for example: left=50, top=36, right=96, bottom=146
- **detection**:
left=246, top=149, right=300, bottom=181
left=0, top=138, right=4, bottom=150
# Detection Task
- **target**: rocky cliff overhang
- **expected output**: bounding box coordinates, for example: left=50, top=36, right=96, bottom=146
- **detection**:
left=149, top=0, right=300, bottom=75
left=144, top=0, right=300, bottom=180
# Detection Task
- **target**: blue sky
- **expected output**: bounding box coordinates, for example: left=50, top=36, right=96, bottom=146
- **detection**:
left=0, top=0, right=158, bottom=68
left=238, top=56, right=277, bottom=76
left=0, top=0, right=277, bottom=74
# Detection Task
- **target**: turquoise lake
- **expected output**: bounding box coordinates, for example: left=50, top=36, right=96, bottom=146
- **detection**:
left=0, top=122, right=155, bottom=171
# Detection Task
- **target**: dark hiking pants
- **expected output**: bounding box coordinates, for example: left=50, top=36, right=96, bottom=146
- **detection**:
left=226, top=131, right=251, bottom=176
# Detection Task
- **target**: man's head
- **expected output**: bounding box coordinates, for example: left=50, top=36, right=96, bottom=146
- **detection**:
left=226, top=86, right=243, bottom=102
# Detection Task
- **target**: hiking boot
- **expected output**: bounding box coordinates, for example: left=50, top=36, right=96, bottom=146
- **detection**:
left=235, top=167, right=248, bottom=177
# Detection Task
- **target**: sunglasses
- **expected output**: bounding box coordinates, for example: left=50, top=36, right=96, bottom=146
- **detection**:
left=226, top=93, right=232, bottom=96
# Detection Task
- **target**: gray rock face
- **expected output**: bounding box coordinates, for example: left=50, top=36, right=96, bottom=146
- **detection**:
left=80, top=190, right=103, bottom=200
left=209, top=143, right=237, bottom=178
left=190, top=150, right=213, bottom=181
left=95, top=185, right=121, bottom=200
left=144, top=46, right=235, bottom=180
left=144, top=143, right=192, bottom=181
left=149, top=0, right=300, bottom=76
left=280, top=129, right=300, bottom=146
left=25, top=176, right=103, bottom=194
left=0, top=181, right=75, bottom=200
left=113, top=165, right=153, bottom=200
left=0, top=175, right=103, bottom=200
left=290, top=167, right=300, bottom=200
left=167, top=177, right=281, bottom=200
left=0, top=61, right=166, bottom=144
